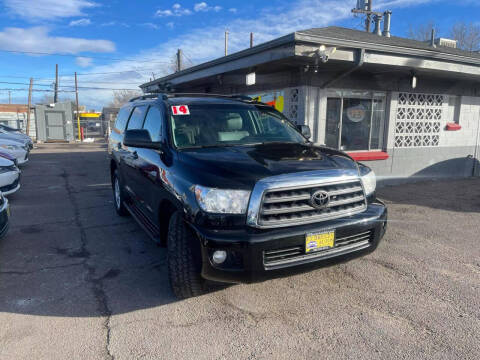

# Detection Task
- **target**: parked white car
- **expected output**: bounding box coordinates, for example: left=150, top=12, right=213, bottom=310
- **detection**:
left=0, top=132, right=32, bottom=150
left=0, top=127, right=33, bottom=149
left=0, top=157, right=20, bottom=196
left=0, top=138, right=29, bottom=165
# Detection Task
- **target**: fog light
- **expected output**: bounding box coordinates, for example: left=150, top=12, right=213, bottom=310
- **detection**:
left=212, top=250, right=227, bottom=264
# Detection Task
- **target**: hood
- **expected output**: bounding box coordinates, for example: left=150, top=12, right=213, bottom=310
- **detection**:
left=178, top=143, right=358, bottom=188
left=0, top=138, right=26, bottom=147
left=0, top=134, right=27, bottom=144
left=0, top=156, right=15, bottom=167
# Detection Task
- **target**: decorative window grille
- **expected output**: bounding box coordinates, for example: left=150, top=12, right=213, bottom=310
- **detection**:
left=288, top=88, right=299, bottom=122
left=394, top=93, right=443, bottom=148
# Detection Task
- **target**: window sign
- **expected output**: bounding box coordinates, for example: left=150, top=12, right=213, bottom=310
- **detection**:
left=251, top=91, right=285, bottom=113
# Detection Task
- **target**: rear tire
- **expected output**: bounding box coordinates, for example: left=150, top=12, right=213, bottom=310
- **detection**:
left=112, top=170, right=128, bottom=217
left=167, top=211, right=205, bottom=299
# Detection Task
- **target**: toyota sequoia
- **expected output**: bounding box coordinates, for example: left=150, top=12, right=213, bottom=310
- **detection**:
left=108, top=93, right=388, bottom=299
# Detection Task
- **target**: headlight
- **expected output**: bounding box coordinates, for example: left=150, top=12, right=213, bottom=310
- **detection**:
left=361, top=169, right=376, bottom=196
left=194, top=185, right=251, bottom=214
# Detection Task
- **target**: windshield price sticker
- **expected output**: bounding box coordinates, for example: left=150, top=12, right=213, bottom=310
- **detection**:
left=171, top=105, right=190, bottom=115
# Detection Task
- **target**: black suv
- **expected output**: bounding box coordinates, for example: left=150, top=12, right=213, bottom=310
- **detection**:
left=108, top=94, right=387, bottom=299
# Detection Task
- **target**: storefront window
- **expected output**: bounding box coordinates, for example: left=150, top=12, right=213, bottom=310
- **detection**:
left=326, top=90, right=386, bottom=151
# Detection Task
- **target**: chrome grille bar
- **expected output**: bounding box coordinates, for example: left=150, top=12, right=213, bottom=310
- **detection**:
left=246, top=169, right=367, bottom=229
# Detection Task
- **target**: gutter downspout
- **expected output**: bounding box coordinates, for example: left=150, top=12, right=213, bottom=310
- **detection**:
left=321, top=48, right=365, bottom=89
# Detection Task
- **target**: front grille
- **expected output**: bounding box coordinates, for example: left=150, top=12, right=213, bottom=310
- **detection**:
left=263, top=230, right=374, bottom=267
left=258, top=179, right=367, bottom=227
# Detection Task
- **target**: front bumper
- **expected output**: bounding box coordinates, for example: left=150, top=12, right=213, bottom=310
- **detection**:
left=0, top=198, right=9, bottom=239
left=192, top=201, right=387, bottom=284
left=0, top=171, right=20, bottom=196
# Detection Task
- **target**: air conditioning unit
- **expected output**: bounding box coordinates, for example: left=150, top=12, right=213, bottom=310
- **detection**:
left=435, top=38, right=458, bottom=49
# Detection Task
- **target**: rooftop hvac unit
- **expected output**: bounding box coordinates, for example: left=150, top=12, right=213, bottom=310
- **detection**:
left=435, top=38, right=458, bottom=49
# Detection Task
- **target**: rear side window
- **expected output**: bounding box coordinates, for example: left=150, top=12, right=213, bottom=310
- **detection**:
left=127, top=106, right=147, bottom=130
left=113, top=106, right=132, bottom=133
left=143, top=106, right=163, bottom=142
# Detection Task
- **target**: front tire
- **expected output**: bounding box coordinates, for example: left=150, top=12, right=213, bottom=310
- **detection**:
left=112, top=170, right=128, bottom=217
left=167, top=212, right=205, bottom=299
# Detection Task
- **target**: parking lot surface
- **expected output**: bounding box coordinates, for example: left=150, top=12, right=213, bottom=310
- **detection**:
left=1, top=143, right=479, bottom=360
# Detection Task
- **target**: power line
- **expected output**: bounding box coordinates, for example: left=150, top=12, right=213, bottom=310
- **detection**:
left=0, top=48, right=173, bottom=65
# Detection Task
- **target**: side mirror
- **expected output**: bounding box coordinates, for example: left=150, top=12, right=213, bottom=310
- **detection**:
left=123, top=129, right=163, bottom=150
left=297, top=125, right=311, bottom=139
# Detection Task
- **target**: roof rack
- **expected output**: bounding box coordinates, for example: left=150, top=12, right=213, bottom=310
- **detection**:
left=128, top=94, right=163, bottom=102
left=129, top=92, right=257, bottom=103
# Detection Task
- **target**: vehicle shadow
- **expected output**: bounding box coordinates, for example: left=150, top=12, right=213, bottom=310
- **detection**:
left=377, top=158, right=480, bottom=213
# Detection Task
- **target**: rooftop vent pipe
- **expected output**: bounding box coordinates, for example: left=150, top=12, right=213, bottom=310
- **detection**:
left=373, top=15, right=382, bottom=36
left=382, top=11, right=391, bottom=37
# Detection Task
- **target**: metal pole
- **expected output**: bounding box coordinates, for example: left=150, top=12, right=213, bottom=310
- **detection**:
left=225, top=31, right=229, bottom=56
left=366, top=0, right=372, bottom=32
left=176, top=49, right=182, bottom=72
left=26, top=78, right=33, bottom=136
left=54, top=64, right=58, bottom=103
left=8, top=91, right=11, bottom=104
left=75, top=72, right=81, bottom=141
left=250, top=32, right=254, bottom=48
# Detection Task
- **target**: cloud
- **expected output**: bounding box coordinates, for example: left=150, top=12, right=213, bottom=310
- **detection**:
left=69, top=18, right=91, bottom=26
left=229, top=8, right=237, bottom=13
left=4, top=0, right=97, bottom=20
left=194, top=2, right=207, bottom=11
left=0, top=26, right=115, bottom=54
left=166, top=22, right=175, bottom=29
left=194, top=2, right=222, bottom=12
left=142, top=23, right=160, bottom=30
left=70, top=0, right=442, bottom=108
left=155, top=4, right=192, bottom=17
left=100, top=21, right=129, bottom=27
left=76, top=56, right=93, bottom=67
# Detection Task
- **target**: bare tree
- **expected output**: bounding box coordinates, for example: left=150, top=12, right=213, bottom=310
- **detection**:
left=108, top=90, right=142, bottom=108
left=450, top=22, right=480, bottom=52
left=407, top=21, right=437, bottom=41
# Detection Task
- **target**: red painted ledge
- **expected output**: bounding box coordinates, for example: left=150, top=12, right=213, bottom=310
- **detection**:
left=347, top=151, right=390, bottom=161
left=446, top=123, right=461, bottom=131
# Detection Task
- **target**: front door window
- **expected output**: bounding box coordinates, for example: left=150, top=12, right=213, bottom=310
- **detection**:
left=326, top=91, right=386, bottom=151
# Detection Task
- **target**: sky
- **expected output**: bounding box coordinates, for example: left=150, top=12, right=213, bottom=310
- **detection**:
left=0, top=0, right=478, bottom=109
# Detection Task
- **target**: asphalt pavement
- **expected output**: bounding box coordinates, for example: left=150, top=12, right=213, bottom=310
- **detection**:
left=0, top=143, right=479, bottom=360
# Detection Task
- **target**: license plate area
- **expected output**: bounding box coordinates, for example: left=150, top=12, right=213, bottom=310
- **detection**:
left=305, top=230, right=335, bottom=253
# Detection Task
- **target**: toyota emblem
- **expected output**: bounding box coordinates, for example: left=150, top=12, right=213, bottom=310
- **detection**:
left=310, top=190, right=330, bottom=209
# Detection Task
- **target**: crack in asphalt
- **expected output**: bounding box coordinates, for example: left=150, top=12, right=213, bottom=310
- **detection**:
left=62, top=168, right=115, bottom=360
left=0, top=262, right=84, bottom=275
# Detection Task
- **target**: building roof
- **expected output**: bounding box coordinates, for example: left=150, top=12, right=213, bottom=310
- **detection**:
left=299, top=27, right=480, bottom=60
left=0, top=104, right=28, bottom=112
left=141, top=26, right=480, bottom=91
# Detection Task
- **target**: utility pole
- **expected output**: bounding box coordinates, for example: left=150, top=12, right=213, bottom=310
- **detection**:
left=250, top=32, right=254, bottom=48
left=365, top=0, right=372, bottom=32
left=8, top=91, right=11, bottom=104
left=75, top=72, right=81, bottom=141
left=352, top=1, right=388, bottom=34
left=176, top=49, right=182, bottom=72
left=26, top=78, right=33, bottom=136
left=54, top=64, right=58, bottom=103
left=225, top=31, right=229, bottom=56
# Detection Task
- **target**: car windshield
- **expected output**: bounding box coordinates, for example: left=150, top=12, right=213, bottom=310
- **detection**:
left=170, top=104, right=306, bottom=149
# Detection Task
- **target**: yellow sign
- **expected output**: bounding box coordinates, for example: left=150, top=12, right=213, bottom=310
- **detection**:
left=305, top=231, right=335, bottom=253
left=79, top=113, right=101, bottom=118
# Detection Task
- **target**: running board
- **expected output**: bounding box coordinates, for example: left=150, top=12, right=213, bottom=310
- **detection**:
left=124, top=202, right=161, bottom=244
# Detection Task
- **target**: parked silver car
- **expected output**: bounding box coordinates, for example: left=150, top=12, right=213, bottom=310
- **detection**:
left=0, top=138, right=29, bottom=166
